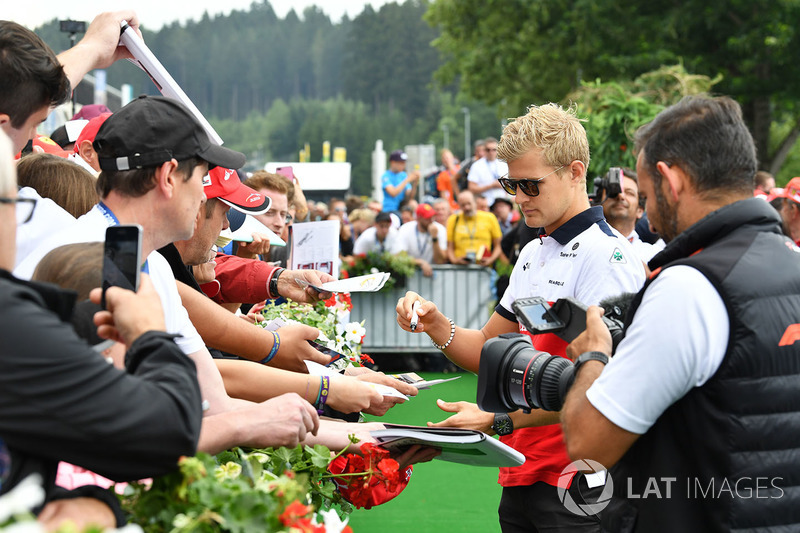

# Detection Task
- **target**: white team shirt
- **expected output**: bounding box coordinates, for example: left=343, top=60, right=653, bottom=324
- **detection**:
left=13, top=204, right=206, bottom=356
left=498, top=207, right=646, bottom=321
left=353, top=226, right=399, bottom=255
left=468, top=157, right=510, bottom=203
left=586, top=265, right=728, bottom=434
left=391, top=220, right=447, bottom=263
left=15, top=187, right=76, bottom=270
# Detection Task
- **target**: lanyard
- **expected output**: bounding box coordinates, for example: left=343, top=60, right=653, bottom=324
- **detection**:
left=96, top=202, right=149, bottom=274
left=415, top=225, right=430, bottom=257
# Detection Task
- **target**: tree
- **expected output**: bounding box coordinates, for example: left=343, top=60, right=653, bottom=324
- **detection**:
left=425, top=0, right=800, bottom=174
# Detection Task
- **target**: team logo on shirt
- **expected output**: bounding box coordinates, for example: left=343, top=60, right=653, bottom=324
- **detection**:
left=572, top=242, right=580, bottom=251
left=609, top=247, right=627, bottom=264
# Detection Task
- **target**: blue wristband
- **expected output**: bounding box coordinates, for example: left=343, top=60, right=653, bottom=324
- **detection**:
left=315, top=375, right=330, bottom=414
left=259, top=331, right=280, bottom=364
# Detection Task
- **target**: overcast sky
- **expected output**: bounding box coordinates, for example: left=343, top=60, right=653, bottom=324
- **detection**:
left=5, top=0, right=392, bottom=30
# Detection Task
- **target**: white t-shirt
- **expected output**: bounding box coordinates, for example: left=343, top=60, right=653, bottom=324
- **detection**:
left=391, top=220, right=447, bottom=263
left=353, top=226, right=399, bottom=255
left=468, top=157, right=510, bottom=203
left=498, top=208, right=646, bottom=320
left=626, top=230, right=666, bottom=263
left=13, top=204, right=206, bottom=356
left=586, top=265, right=729, bottom=435
left=15, top=187, right=76, bottom=270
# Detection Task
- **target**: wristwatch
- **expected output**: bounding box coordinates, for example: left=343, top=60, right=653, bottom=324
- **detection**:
left=492, top=413, right=514, bottom=436
left=573, top=351, right=609, bottom=375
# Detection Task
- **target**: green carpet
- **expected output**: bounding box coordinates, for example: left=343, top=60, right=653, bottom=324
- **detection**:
left=347, top=372, right=502, bottom=533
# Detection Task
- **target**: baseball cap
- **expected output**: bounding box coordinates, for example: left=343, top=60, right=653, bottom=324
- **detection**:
left=74, top=113, right=112, bottom=153
left=491, top=197, right=513, bottom=210
left=204, top=166, right=270, bottom=215
left=416, top=203, right=435, bottom=219
left=94, top=95, right=245, bottom=172
left=72, top=103, right=112, bottom=121
left=774, top=178, right=800, bottom=204
left=389, top=150, right=408, bottom=163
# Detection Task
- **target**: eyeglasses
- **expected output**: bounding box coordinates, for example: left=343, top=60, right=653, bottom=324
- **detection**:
left=497, top=166, right=565, bottom=197
left=263, top=209, right=293, bottom=224
left=0, top=197, right=37, bottom=224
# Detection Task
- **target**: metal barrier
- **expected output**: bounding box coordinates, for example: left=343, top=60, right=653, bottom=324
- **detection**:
left=350, top=265, right=494, bottom=353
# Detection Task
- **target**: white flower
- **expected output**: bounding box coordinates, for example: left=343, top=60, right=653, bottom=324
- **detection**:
left=172, top=513, right=193, bottom=529
left=344, top=322, right=366, bottom=344
left=370, top=267, right=379, bottom=274
left=315, top=509, right=350, bottom=533
left=214, top=461, right=242, bottom=481
left=1, top=523, right=44, bottom=533
left=0, top=474, right=45, bottom=523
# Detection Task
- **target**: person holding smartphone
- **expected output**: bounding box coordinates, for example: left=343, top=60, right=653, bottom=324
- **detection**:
left=0, top=129, right=203, bottom=530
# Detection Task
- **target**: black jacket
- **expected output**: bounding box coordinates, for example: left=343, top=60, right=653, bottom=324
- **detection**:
left=605, top=198, right=800, bottom=532
left=0, top=269, right=202, bottom=517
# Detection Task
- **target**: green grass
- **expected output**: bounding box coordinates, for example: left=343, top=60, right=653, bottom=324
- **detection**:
left=347, top=372, right=502, bottom=533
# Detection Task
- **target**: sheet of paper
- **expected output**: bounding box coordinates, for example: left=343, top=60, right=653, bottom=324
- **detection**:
left=218, top=216, right=285, bottom=245
left=120, top=22, right=223, bottom=145
left=304, top=361, right=408, bottom=400
left=389, top=372, right=462, bottom=389
left=289, top=221, right=340, bottom=278
left=320, top=273, right=390, bottom=293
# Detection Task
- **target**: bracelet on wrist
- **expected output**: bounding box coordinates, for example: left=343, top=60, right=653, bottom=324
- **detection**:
left=259, top=331, right=280, bottom=364
left=430, top=318, right=456, bottom=351
left=315, top=375, right=330, bottom=414
left=269, top=267, right=285, bottom=299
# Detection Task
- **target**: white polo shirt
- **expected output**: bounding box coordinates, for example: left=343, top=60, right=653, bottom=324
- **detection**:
left=468, top=157, right=509, bottom=203
left=353, top=226, right=399, bottom=255
left=498, top=207, right=646, bottom=321
left=13, top=204, right=206, bottom=357
left=391, top=220, right=447, bottom=263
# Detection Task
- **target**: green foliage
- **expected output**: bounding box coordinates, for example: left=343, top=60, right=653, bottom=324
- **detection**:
left=343, top=252, right=417, bottom=292
left=121, top=446, right=352, bottom=533
left=569, top=64, right=719, bottom=178
left=426, top=0, right=800, bottom=172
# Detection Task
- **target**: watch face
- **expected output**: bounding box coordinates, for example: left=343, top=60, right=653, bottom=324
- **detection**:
left=494, top=414, right=513, bottom=436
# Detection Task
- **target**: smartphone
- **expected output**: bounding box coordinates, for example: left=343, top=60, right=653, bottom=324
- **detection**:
left=512, top=297, right=565, bottom=334
left=308, top=340, right=349, bottom=369
left=101, top=224, right=143, bottom=309
left=276, top=166, right=297, bottom=184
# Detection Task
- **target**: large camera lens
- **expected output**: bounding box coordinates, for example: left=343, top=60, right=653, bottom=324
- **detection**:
left=477, top=333, right=576, bottom=413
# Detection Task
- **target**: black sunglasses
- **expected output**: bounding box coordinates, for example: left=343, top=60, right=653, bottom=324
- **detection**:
left=0, top=197, right=37, bottom=224
left=497, top=166, right=564, bottom=197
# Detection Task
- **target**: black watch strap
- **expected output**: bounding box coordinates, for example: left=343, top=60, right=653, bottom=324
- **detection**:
left=574, top=351, right=609, bottom=375
left=492, top=413, right=514, bottom=436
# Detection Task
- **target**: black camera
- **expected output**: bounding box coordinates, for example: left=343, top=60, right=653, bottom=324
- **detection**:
left=476, top=295, right=631, bottom=413
left=59, top=20, right=87, bottom=34
left=591, top=167, right=623, bottom=205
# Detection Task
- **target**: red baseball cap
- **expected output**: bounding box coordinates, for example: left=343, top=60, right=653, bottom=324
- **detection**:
left=15, top=134, right=71, bottom=159
left=74, top=113, right=112, bottom=153
left=203, top=166, right=270, bottom=215
left=416, top=203, right=435, bottom=219
left=773, top=178, right=800, bottom=204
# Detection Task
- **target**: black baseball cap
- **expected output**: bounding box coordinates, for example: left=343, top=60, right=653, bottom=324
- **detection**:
left=94, top=95, right=245, bottom=171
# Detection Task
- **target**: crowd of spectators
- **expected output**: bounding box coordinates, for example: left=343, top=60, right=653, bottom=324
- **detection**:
left=4, top=9, right=800, bottom=532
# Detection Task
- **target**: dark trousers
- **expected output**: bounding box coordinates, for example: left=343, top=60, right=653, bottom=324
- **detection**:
left=499, top=475, right=603, bottom=532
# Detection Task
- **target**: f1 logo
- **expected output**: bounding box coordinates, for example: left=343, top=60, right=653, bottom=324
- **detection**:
left=778, top=324, right=800, bottom=347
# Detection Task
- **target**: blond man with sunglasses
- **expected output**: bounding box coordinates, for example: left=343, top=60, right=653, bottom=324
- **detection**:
left=397, top=103, right=645, bottom=532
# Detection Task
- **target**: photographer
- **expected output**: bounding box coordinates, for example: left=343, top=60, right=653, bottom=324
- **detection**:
left=397, top=103, right=645, bottom=532
left=562, top=96, right=800, bottom=532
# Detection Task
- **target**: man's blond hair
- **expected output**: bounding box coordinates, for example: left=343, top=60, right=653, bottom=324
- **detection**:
left=497, top=103, right=590, bottom=175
